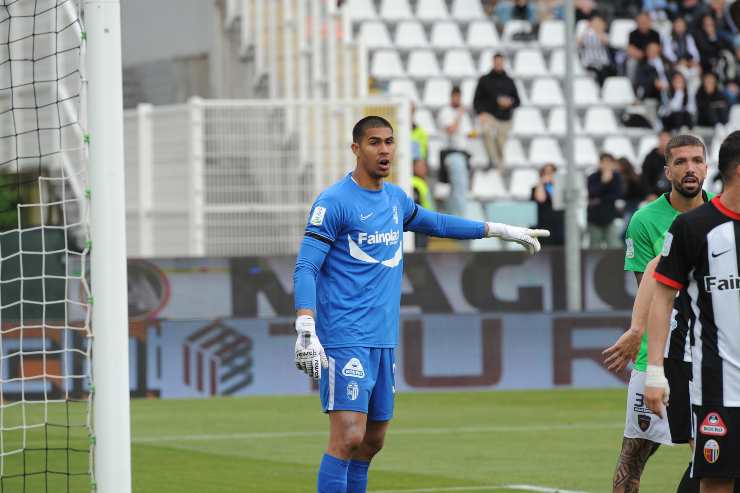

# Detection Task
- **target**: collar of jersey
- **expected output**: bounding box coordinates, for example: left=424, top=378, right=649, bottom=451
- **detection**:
left=348, top=172, right=384, bottom=193
left=712, top=195, right=740, bottom=220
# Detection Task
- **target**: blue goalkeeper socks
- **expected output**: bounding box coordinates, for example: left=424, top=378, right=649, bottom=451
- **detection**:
left=317, top=453, right=349, bottom=493
left=347, top=459, right=370, bottom=493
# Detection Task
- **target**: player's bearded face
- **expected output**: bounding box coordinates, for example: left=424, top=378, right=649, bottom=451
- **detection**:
left=666, top=146, right=707, bottom=198
left=355, top=127, right=395, bottom=179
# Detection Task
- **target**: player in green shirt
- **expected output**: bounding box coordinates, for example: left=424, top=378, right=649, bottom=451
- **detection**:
left=603, top=134, right=712, bottom=493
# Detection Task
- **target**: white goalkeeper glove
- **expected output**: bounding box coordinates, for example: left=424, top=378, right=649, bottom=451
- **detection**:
left=294, top=315, right=328, bottom=380
left=645, top=364, right=670, bottom=416
left=485, top=222, right=550, bottom=255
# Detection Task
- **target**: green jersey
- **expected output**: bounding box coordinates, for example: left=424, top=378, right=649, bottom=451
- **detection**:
left=624, top=191, right=713, bottom=371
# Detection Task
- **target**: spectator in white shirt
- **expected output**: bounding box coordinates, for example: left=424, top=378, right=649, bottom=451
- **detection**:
left=437, top=86, right=471, bottom=217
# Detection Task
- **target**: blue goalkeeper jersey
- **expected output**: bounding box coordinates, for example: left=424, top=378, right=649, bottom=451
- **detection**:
left=302, top=173, right=417, bottom=348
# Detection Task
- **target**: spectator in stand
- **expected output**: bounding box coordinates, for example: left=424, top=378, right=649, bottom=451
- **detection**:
left=642, top=0, right=675, bottom=21
left=675, top=0, right=710, bottom=29
left=412, top=159, right=434, bottom=250
left=410, top=102, right=429, bottom=164
left=574, top=0, right=596, bottom=21
left=626, top=12, right=661, bottom=84
left=708, top=0, right=735, bottom=43
left=511, top=0, right=538, bottom=24
left=635, top=41, right=670, bottom=103
left=437, top=86, right=470, bottom=218
left=641, top=130, right=672, bottom=201
left=530, top=163, right=564, bottom=246
left=723, top=35, right=740, bottom=104
left=587, top=153, right=624, bottom=249
left=578, top=15, right=617, bottom=87
left=473, top=53, right=520, bottom=172
left=616, top=157, right=645, bottom=232
left=538, top=0, right=564, bottom=21
left=659, top=71, right=695, bottom=131
left=663, top=17, right=701, bottom=89
left=694, top=13, right=734, bottom=81
left=695, top=70, right=731, bottom=127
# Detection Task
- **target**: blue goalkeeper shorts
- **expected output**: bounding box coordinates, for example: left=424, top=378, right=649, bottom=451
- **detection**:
left=319, top=347, right=395, bottom=421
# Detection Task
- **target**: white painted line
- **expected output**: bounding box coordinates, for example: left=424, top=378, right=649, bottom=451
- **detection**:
left=132, top=422, right=621, bottom=444
left=371, top=484, right=592, bottom=493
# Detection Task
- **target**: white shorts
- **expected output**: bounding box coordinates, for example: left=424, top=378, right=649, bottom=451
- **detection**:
left=623, top=369, right=674, bottom=445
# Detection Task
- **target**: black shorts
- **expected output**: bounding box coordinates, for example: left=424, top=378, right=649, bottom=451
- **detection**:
left=664, top=358, right=692, bottom=444
left=692, top=405, right=740, bottom=479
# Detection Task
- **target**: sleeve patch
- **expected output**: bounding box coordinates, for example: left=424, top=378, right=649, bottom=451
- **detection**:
left=625, top=238, right=635, bottom=259
left=310, top=206, right=327, bottom=226
left=661, top=232, right=673, bottom=256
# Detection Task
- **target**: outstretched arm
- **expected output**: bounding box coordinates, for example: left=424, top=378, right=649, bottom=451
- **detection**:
left=644, top=281, right=677, bottom=416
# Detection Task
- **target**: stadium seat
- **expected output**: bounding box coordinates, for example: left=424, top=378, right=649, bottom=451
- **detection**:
left=583, top=106, right=619, bottom=135
left=466, top=21, right=501, bottom=50
left=478, top=49, right=496, bottom=74
left=442, top=49, right=477, bottom=78
left=512, top=49, right=548, bottom=79
left=472, top=169, right=508, bottom=201
left=602, top=136, right=637, bottom=164
left=395, top=21, right=429, bottom=50
left=407, top=50, right=441, bottom=78
left=547, top=107, right=583, bottom=136
left=501, top=20, right=533, bottom=45
left=468, top=138, right=490, bottom=168
left=451, top=0, right=485, bottom=21
left=371, top=50, right=405, bottom=79
left=512, top=107, right=546, bottom=136
left=515, top=79, right=529, bottom=105
left=380, top=0, right=414, bottom=21
left=549, top=48, right=585, bottom=77
left=415, top=0, right=449, bottom=23
left=388, top=78, right=420, bottom=102
left=428, top=136, right=443, bottom=169
left=529, top=136, right=565, bottom=165
left=461, top=78, right=478, bottom=107
left=422, top=77, right=452, bottom=108
left=414, top=107, right=437, bottom=136
left=637, top=135, right=658, bottom=163
left=509, top=169, right=540, bottom=200
left=574, top=136, right=599, bottom=168
left=574, top=77, right=601, bottom=106
left=609, top=19, right=637, bottom=50
left=358, top=21, right=393, bottom=49
left=602, top=77, right=636, bottom=106
left=464, top=198, right=488, bottom=221
left=729, top=105, right=740, bottom=129
left=485, top=201, right=538, bottom=228
left=538, top=20, right=565, bottom=49
left=430, top=21, right=465, bottom=49
left=346, top=0, right=377, bottom=22
left=504, top=138, right=528, bottom=167
left=530, top=78, right=564, bottom=107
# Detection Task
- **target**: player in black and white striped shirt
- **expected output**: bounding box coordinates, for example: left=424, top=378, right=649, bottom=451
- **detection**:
left=646, top=131, right=740, bottom=493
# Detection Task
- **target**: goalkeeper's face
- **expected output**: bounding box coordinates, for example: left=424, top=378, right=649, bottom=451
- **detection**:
left=352, top=127, right=396, bottom=180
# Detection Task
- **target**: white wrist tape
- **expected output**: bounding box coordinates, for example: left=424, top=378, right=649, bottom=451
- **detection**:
left=645, top=364, right=666, bottom=387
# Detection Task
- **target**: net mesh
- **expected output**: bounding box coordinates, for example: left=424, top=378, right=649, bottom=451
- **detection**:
left=0, top=0, right=91, bottom=491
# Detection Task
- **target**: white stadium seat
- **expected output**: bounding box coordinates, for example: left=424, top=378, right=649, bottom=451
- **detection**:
left=512, top=107, right=546, bottom=136
left=414, top=108, right=437, bottom=135
left=538, top=20, right=565, bottom=49
left=467, top=21, right=500, bottom=50
left=461, top=78, right=478, bottom=107
left=371, top=50, right=405, bottom=79
left=602, top=77, right=636, bottom=106
left=530, top=78, right=564, bottom=107
left=422, top=78, right=452, bottom=107
left=416, top=0, right=449, bottom=23
left=395, top=21, right=429, bottom=50
left=602, top=136, right=637, bottom=163
left=529, top=137, right=565, bottom=165
left=501, top=20, right=533, bottom=44
left=583, top=106, right=619, bottom=135
left=515, top=79, right=529, bottom=105
left=388, top=78, right=420, bottom=102
left=347, top=0, right=377, bottom=22
left=380, top=0, right=414, bottom=21
left=549, top=48, right=585, bottom=77
left=609, top=19, right=637, bottom=50
left=512, top=49, right=548, bottom=78
left=407, top=50, right=441, bottom=78
left=478, top=49, right=496, bottom=73
left=428, top=136, right=444, bottom=169
left=637, top=135, right=658, bottom=163
left=451, top=0, right=485, bottom=21
left=574, top=77, right=601, bottom=106
left=575, top=136, right=599, bottom=168
left=430, top=21, right=465, bottom=49
left=472, top=169, right=508, bottom=201
left=509, top=169, right=540, bottom=200
left=468, top=138, right=489, bottom=168
left=729, top=105, right=740, bottom=129
left=504, top=138, right=528, bottom=167
left=547, top=107, right=583, bottom=136
left=442, top=49, right=477, bottom=78
left=358, top=21, right=393, bottom=49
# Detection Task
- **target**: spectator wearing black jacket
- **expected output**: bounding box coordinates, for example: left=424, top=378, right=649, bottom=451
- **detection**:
left=696, top=70, right=730, bottom=127
left=694, top=13, right=734, bottom=81
left=587, top=153, right=623, bottom=249
left=530, top=163, right=564, bottom=246
left=626, top=12, right=661, bottom=84
left=473, top=53, right=520, bottom=172
left=635, top=42, right=670, bottom=102
left=641, top=130, right=672, bottom=201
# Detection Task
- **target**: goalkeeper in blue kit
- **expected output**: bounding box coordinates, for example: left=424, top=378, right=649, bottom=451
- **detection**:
left=292, top=116, right=549, bottom=493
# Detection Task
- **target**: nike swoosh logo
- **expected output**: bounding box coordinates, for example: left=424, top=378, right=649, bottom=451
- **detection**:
left=712, top=249, right=731, bottom=258
left=360, top=213, right=373, bottom=221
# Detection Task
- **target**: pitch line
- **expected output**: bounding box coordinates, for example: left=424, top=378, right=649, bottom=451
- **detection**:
left=133, top=422, right=621, bottom=444
left=371, top=485, right=591, bottom=493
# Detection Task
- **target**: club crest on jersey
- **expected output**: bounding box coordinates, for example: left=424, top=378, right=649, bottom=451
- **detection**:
left=393, top=206, right=399, bottom=224
left=638, top=414, right=651, bottom=432
left=704, top=439, right=720, bottom=464
left=661, top=232, right=673, bottom=256
left=700, top=412, right=727, bottom=437
left=342, top=358, right=365, bottom=378
left=347, top=381, right=359, bottom=401
left=310, top=206, right=326, bottom=226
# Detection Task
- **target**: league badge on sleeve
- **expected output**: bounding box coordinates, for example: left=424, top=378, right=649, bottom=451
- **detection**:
left=310, top=206, right=327, bottom=226
left=625, top=238, right=634, bottom=259
left=661, top=232, right=673, bottom=256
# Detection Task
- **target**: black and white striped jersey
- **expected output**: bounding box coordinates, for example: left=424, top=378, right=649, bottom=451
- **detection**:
left=655, top=196, right=740, bottom=407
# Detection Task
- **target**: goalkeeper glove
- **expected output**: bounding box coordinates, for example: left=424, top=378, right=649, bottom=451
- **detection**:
left=485, top=222, right=550, bottom=255
left=294, top=315, right=328, bottom=380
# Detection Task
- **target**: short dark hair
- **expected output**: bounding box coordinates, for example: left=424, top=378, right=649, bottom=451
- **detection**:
left=352, top=116, right=393, bottom=143
left=718, top=130, right=740, bottom=181
left=599, top=152, right=615, bottom=162
left=493, top=52, right=504, bottom=59
left=451, top=85, right=461, bottom=95
left=664, top=134, right=706, bottom=164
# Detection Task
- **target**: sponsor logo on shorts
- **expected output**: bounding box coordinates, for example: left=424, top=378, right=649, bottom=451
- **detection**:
left=347, top=381, right=359, bottom=401
left=703, top=439, right=720, bottom=464
left=342, top=358, right=365, bottom=378
left=638, top=414, right=651, bottom=432
left=700, top=412, right=728, bottom=437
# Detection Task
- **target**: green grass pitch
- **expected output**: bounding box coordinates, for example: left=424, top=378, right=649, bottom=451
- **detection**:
left=130, top=388, right=689, bottom=493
